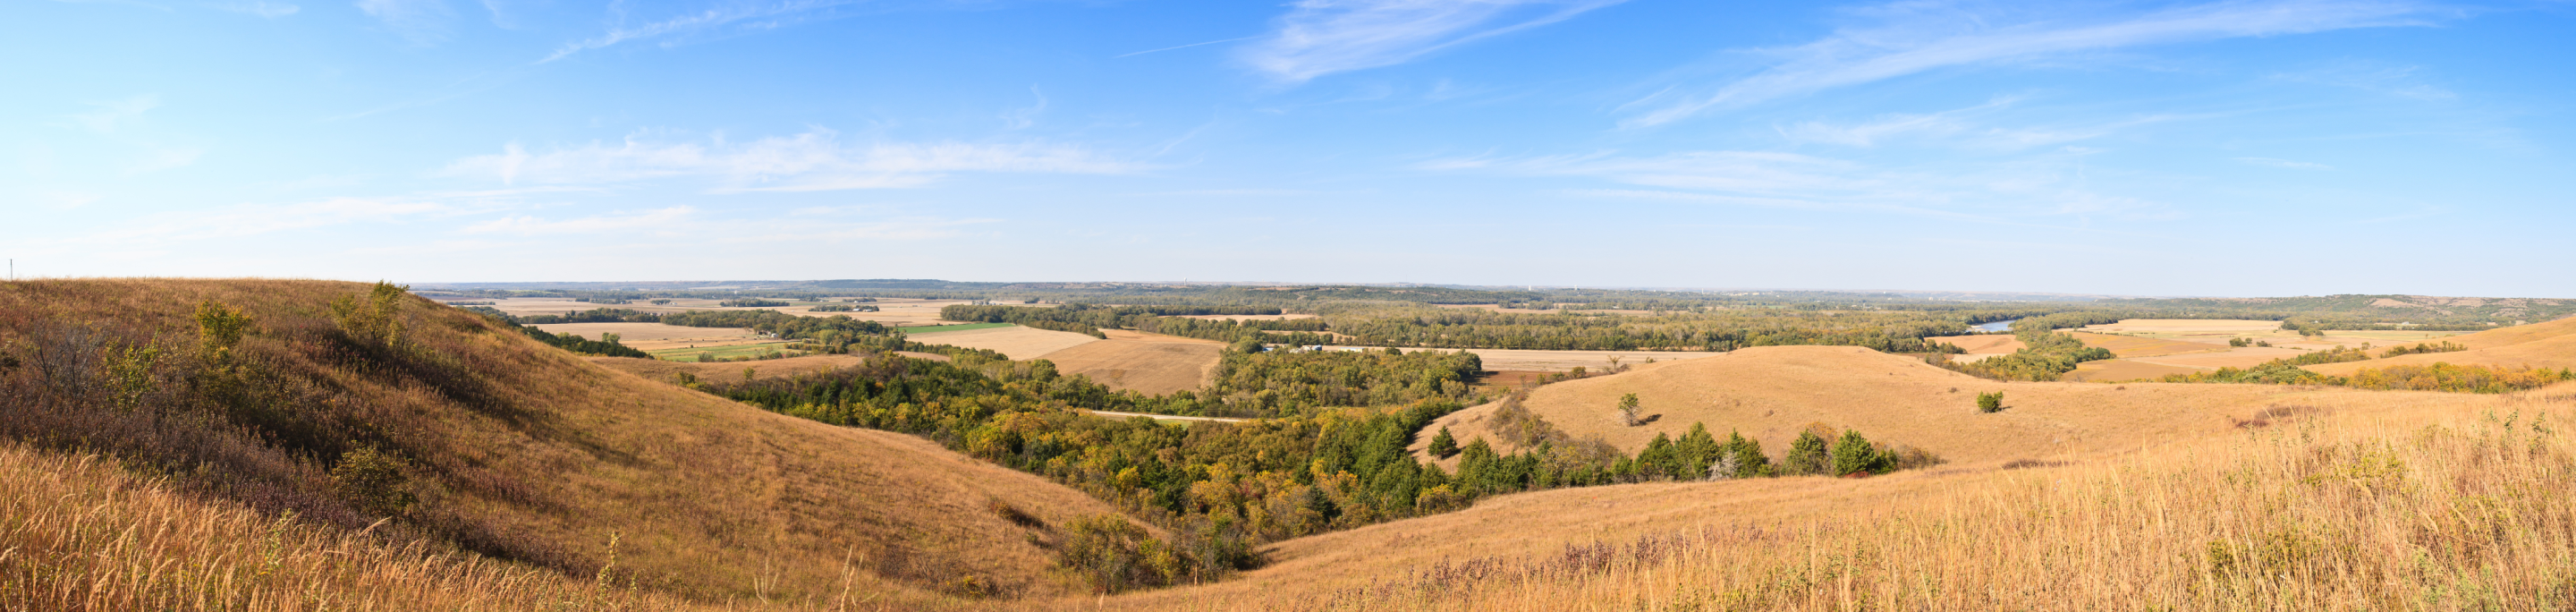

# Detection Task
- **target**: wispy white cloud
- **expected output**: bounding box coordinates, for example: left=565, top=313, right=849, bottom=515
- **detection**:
left=1428, top=147, right=2183, bottom=225
left=1001, top=87, right=1047, bottom=130
left=2273, top=61, right=2458, bottom=100
left=2235, top=157, right=2333, bottom=169
left=1780, top=98, right=2195, bottom=150
left=356, top=0, right=454, bottom=44
left=1624, top=0, right=2441, bottom=127
left=1241, top=0, right=1625, bottom=83
left=540, top=0, right=855, bottom=63
left=439, top=129, right=1143, bottom=191
left=463, top=206, right=695, bottom=234
left=68, top=95, right=160, bottom=134
left=213, top=1, right=298, bottom=17
left=68, top=197, right=454, bottom=243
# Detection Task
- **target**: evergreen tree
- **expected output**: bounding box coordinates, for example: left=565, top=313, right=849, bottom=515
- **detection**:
left=1830, top=429, right=1891, bottom=476
left=1427, top=427, right=1461, bottom=459
left=1784, top=429, right=1831, bottom=476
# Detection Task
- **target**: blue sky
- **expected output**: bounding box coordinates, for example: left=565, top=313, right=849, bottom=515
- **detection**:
left=5, top=0, right=2572, bottom=296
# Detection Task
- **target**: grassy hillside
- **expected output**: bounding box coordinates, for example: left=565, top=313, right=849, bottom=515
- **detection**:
left=1096, top=384, right=2576, bottom=610
left=2309, top=315, right=2576, bottom=376
left=0, top=279, right=1126, bottom=606
left=1412, top=345, right=2388, bottom=466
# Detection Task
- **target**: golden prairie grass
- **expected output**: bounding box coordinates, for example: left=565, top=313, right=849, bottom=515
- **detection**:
left=1416, top=345, right=2420, bottom=465
left=0, top=278, right=1119, bottom=603
left=1093, top=387, right=2576, bottom=611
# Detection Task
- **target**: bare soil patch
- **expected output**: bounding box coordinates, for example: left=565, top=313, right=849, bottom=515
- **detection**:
left=1929, top=335, right=2024, bottom=354
left=1322, top=346, right=1721, bottom=372
left=530, top=322, right=762, bottom=350
left=909, top=325, right=1099, bottom=360
left=2068, top=332, right=2228, bottom=358
left=1035, top=330, right=1225, bottom=395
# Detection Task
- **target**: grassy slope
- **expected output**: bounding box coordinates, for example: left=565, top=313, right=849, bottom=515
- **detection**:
left=1094, top=382, right=2576, bottom=610
left=1412, top=345, right=2364, bottom=467
left=2309, top=315, right=2576, bottom=375
left=0, top=279, right=1120, bottom=605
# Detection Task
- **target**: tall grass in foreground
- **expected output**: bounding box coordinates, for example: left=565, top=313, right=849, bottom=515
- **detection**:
left=1283, top=397, right=2576, bottom=611
left=0, top=442, right=937, bottom=612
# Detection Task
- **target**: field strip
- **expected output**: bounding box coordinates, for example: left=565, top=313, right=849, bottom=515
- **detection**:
left=1084, top=410, right=1248, bottom=424
left=900, top=322, right=1016, bottom=334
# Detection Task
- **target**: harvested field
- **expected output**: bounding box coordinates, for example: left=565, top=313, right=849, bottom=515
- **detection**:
left=2067, top=332, right=2226, bottom=358
left=902, top=322, right=1016, bottom=334
left=1928, top=335, right=2023, bottom=354
left=2078, top=319, right=2284, bottom=336
left=1034, top=330, right=1224, bottom=395
left=2127, top=346, right=2308, bottom=370
left=909, top=325, right=1099, bottom=360
left=587, top=353, right=868, bottom=382
left=2063, top=359, right=2203, bottom=382
left=646, top=342, right=794, bottom=361
left=529, top=321, right=761, bottom=350
left=1178, top=313, right=1318, bottom=321
left=1323, top=346, right=1720, bottom=371
left=1412, top=345, right=2380, bottom=467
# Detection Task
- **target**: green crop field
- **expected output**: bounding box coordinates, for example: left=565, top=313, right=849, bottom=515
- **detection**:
left=897, top=322, right=1015, bottom=334
left=648, top=342, right=796, bottom=362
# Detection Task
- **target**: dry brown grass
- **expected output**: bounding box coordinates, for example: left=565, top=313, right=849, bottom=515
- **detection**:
left=0, top=278, right=1120, bottom=604
left=908, top=326, right=1099, bottom=360
left=1410, top=345, right=2512, bottom=467
left=1066, top=383, right=2576, bottom=611
left=1034, top=330, right=1224, bottom=395
left=2310, top=317, right=2576, bottom=376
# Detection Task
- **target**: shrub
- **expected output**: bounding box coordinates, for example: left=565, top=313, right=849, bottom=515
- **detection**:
left=1977, top=391, right=2005, bottom=413
left=1055, top=514, right=1194, bottom=594
left=332, top=444, right=415, bottom=516
left=1782, top=429, right=1831, bottom=476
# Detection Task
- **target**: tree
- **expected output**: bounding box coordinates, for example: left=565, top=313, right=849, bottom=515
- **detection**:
left=1428, top=427, right=1461, bottom=459
left=1830, top=429, right=1892, bottom=476
left=1977, top=391, right=2005, bottom=413
left=1616, top=393, right=1642, bottom=426
left=1783, top=429, right=1831, bottom=476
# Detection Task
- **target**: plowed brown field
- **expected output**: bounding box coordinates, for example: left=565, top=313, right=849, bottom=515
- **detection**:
left=1035, top=330, right=1225, bottom=395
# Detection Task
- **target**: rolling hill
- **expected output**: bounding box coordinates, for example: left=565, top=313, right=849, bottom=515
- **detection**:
left=2309, top=315, right=2576, bottom=375
left=0, top=279, right=1126, bottom=606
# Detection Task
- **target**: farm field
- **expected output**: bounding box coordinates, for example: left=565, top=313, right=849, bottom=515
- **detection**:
left=1177, top=312, right=1318, bottom=321
left=1034, top=330, right=1225, bottom=395
left=646, top=342, right=792, bottom=361
left=906, top=324, right=1100, bottom=360
left=1322, top=345, right=1721, bottom=372
left=589, top=353, right=867, bottom=381
left=2066, top=331, right=2224, bottom=358
left=2123, top=345, right=2309, bottom=370
left=2062, top=358, right=2202, bottom=382
left=1928, top=334, right=2024, bottom=354
left=529, top=321, right=760, bottom=350
left=900, top=322, right=1017, bottom=334
left=2077, top=318, right=2468, bottom=348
